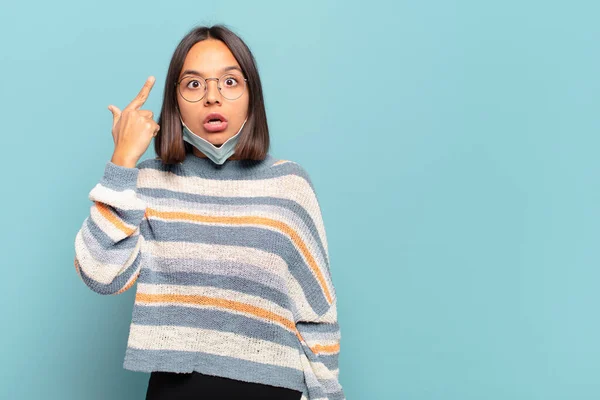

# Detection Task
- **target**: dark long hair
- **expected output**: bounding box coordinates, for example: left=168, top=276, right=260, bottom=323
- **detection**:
left=155, top=24, right=270, bottom=164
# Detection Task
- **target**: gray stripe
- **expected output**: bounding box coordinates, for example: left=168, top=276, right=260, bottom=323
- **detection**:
left=136, top=268, right=291, bottom=310
left=300, top=356, right=346, bottom=400
left=84, top=214, right=140, bottom=251
left=123, top=347, right=307, bottom=394
left=143, top=256, right=287, bottom=294
left=310, top=380, right=345, bottom=399
left=99, top=161, right=140, bottom=191
left=299, top=339, right=340, bottom=372
left=314, top=352, right=339, bottom=372
left=138, top=188, right=328, bottom=266
left=131, top=304, right=300, bottom=349
left=141, top=219, right=330, bottom=316
left=306, top=383, right=345, bottom=400
left=301, top=343, right=340, bottom=371
left=139, top=154, right=313, bottom=186
left=81, top=219, right=140, bottom=266
left=296, top=320, right=341, bottom=334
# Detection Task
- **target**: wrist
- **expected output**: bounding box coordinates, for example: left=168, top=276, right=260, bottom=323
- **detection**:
left=111, top=152, right=138, bottom=168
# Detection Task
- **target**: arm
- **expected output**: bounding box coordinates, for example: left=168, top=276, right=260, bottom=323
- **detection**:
left=296, top=304, right=345, bottom=400
left=287, top=163, right=346, bottom=400
left=73, top=160, right=147, bottom=295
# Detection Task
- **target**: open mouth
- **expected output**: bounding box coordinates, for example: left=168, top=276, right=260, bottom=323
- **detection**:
left=203, top=113, right=228, bottom=133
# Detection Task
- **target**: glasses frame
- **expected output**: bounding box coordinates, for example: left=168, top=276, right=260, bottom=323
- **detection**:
left=175, top=73, right=248, bottom=102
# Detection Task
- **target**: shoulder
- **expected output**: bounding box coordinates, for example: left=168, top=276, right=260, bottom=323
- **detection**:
left=269, top=157, right=314, bottom=187
left=268, top=157, right=325, bottom=207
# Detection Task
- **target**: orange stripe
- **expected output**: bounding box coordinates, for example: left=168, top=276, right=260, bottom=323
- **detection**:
left=95, top=202, right=136, bottom=236
left=136, top=292, right=335, bottom=355
left=273, top=159, right=289, bottom=166
left=311, top=342, right=340, bottom=354
left=136, top=292, right=304, bottom=340
left=137, top=292, right=295, bottom=329
left=145, top=209, right=333, bottom=304
left=296, top=331, right=339, bottom=355
left=74, top=257, right=81, bottom=276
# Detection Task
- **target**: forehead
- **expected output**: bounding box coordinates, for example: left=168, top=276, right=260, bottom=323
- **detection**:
left=180, top=39, right=240, bottom=76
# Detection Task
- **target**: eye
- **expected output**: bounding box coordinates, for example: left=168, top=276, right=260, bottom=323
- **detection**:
left=222, top=75, right=239, bottom=88
left=186, top=79, right=203, bottom=90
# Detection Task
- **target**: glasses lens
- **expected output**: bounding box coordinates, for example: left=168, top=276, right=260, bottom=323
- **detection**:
left=179, top=77, right=206, bottom=102
left=219, top=73, right=246, bottom=100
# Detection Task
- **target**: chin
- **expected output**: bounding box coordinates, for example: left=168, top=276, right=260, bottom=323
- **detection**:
left=207, top=132, right=233, bottom=145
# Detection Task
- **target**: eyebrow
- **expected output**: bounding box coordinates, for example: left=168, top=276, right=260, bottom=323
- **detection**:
left=180, top=65, right=242, bottom=78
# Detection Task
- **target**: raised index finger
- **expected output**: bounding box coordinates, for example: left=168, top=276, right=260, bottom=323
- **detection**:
left=126, top=76, right=155, bottom=111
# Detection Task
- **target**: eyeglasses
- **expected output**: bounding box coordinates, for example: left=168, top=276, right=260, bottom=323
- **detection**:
left=175, top=73, right=248, bottom=102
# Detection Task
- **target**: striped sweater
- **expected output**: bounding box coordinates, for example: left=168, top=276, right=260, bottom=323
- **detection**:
left=73, top=153, right=345, bottom=400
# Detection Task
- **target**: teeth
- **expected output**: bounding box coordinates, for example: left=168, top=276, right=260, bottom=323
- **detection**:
left=208, top=120, right=222, bottom=124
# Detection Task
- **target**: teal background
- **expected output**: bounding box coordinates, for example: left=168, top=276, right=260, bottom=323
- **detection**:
left=1, top=0, right=599, bottom=399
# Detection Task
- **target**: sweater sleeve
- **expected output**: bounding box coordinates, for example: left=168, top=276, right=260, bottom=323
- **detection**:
left=296, top=304, right=345, bottom=400
left=288, top=164, right=346, bottom=400
left=73, top=160, right=147, bottom=295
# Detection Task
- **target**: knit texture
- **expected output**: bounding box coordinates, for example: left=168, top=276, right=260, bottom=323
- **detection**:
left=73, top=153, right=345, bottom=400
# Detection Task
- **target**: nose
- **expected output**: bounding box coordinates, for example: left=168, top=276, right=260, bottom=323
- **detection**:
left=204, top=78, right=221, bottom=105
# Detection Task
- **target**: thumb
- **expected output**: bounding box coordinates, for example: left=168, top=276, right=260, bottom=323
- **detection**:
left=108, top=105, right=121, bottom=128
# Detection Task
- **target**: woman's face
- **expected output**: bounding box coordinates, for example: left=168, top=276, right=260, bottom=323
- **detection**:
left=177, top=39, right=249, bottom=152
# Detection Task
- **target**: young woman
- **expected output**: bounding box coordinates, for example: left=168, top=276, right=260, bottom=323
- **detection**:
left=74, top=25, right=345, bottom=400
